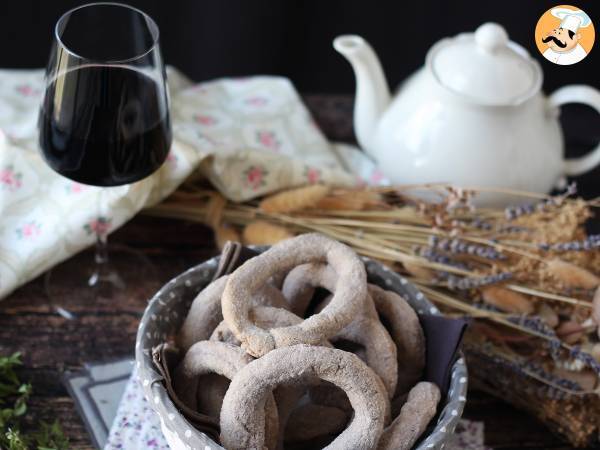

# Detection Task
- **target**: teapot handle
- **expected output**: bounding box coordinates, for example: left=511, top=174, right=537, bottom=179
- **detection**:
left=549, top=85, right=600, bottom=176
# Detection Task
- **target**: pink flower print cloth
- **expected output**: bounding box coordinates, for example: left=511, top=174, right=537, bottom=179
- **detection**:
left=0, top=67, right=358, bottom=300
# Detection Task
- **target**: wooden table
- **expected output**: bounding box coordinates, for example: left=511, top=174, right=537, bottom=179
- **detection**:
left=0, top=96, right=579, bottom=449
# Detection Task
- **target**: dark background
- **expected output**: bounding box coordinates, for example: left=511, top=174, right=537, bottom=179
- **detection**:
left=1, top=0, right=599, bottom=197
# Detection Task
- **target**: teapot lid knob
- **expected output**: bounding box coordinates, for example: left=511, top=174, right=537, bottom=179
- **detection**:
left=428, top=22, right=542, bottom=105
left=475, top=22, right=509, bottom=52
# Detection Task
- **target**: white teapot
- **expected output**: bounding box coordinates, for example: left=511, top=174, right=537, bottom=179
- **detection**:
left=334, top=23, right=600, bottom=205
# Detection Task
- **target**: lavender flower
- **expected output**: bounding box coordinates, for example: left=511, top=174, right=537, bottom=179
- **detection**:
left=496, top=224, right=531, bottom=234
left=428, top=236, right=505, bottom=260
left=547, top=338, right=563, bottom=361
left=414, top=245, right=470, bottom=270
left=505, top=183, right=577, bottom=220
left=504, top=357, right=584, bottom=393
left=452, top=218, right=494, bottom=231
left=568, top=346, right=600, bottom=374
left=538, top=234, right=600, bottom=252
left=507, top=315, right=555, bottom=337
left=471, top=218, right=493, bottom=230
left=446, top=272, right=513, bottom=290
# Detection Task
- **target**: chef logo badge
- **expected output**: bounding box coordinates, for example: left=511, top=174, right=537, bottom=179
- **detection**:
left=535, top=5, right=594, bottom=65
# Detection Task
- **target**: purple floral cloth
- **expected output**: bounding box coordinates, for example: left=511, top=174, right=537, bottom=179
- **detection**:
left=104, top=370, right=169, bottom=450
left=448, top=420, right=490, bottom=450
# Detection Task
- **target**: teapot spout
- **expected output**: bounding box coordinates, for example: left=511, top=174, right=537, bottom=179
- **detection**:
left=334, top=35, right=390, bottom=152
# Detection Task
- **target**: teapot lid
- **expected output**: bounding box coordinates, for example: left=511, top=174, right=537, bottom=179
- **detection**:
left=428, top=23, right=542, bottom=106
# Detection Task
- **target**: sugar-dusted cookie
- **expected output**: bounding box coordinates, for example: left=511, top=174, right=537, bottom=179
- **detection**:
left=177, top=275, right=289, bottom=352
left=220, top=345, right=390, bottom=450
left=221, top=234, right=367, bottom=357
left=377, top=382, right=440, bottom=450
left=172, top=341, right=279, bottom=450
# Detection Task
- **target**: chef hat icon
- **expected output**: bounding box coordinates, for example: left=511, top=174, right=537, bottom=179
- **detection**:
left=551, top=7, right=592, bottom=33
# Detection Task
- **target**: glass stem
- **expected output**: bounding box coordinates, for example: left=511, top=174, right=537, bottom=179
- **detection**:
left=89, top=188, right=109, bottom=287
left=88, top=187, right=126, bottom=290
left=95, top=226, right=109, bottom=266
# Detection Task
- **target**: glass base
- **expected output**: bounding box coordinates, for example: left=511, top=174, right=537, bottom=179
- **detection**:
left=87, top=264, right=126, bottom=290
left=44, top=244, right=160, bottom=319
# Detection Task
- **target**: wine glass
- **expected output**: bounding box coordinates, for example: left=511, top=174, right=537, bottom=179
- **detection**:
left=38, top=3, right=171, bottom=310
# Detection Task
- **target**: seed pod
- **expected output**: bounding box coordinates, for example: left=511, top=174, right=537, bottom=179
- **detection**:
left=215, top=224, right=241, bottom=250
left=536, top=303, right=559, bottom=328
left=481, top=286, right=533, bottom=314
left=242, top=221, right=294, bottom=246
left=315, top=190, right=381, bottom=211
left=259, top=184, right=329, bottom=213
left=547, top=259, right=600, bottom=289
left=204, top=192, right=227, bottom=229
left=556, top=320, right=585, bottom=345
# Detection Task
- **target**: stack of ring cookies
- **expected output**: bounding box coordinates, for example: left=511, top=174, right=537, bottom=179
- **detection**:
left=173, top=233, right=440, bottom=450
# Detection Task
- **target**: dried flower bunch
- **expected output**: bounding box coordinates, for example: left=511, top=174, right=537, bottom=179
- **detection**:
left=146, top=182, right=600, bottom=446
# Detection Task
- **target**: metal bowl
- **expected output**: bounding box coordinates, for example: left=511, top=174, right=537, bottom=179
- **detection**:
left=135, top=251, right=468, bottom=450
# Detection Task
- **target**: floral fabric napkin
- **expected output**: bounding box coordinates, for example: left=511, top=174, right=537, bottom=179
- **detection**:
left=0, top=67, right=356, bottom=300
left=104, top=368, right=170, bottom=450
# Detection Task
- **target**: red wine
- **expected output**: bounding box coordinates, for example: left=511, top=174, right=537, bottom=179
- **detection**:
left=39, top=65, right=171, bottom=186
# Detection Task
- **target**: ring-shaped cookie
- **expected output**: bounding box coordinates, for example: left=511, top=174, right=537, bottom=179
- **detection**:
left=210, top=306, right=304, bottom=346
left=172, top=341, right=280, bottom=450
left=219, top=345, right=390, bottom=450
left=177, top=275, right=289, bottom=352
left=221, top=233, right=367, bottom=357
left=283, top=262, right=380, bottom=318
left=377, top=382, right=440, bottom=450
left=368, top=284, right=426, bottom=396
left=285, top=263, right=398, bottom=397
left=210, top=305, right=331, bottom=447
left=333, top=315, right=398, bottom=398
left=281, top=262, right=338, bottom=316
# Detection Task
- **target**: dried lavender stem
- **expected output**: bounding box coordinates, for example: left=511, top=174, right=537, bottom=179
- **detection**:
left=417, top=284, right=573, bottom=350
left=460, top=235, right=544, bottom=262
left=481, top=346, right=598, bottom=395
left=295, top=217, right=437, bottom=234
left=506, top=284, right=592, bottom=308
left=392, top=183, right=553, bottom=200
